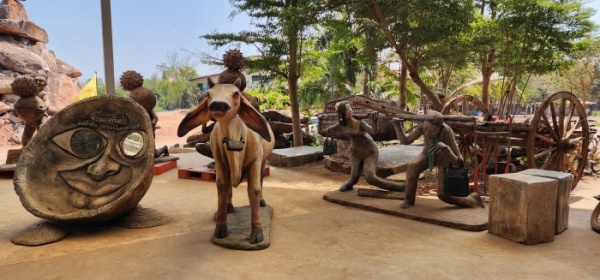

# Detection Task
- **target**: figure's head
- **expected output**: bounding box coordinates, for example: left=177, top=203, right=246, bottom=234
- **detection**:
left=335, top=101, right=352, bottom=125
left=423, top=110, right=444, bottom=137
left=33, top=74, right=48, bottom=92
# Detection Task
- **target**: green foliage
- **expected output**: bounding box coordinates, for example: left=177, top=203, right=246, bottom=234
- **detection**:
left=114, top=86, right=128, bottom=98
left=297, top=10, right=390, bottom=108
left=246, top=77, right=290, bottom=110
left=203, top=0, right=331, bottom=80
left=145, top=76, right=198, bottom=110
left=143, top=52, right=200, bottom=110
left=470, top=0, right=596, bottom=116
left=193, top=0, right=598, bottom=116
left=346, top=0, right=476, bottom=109
left=92, top=77, right=107, bottom=96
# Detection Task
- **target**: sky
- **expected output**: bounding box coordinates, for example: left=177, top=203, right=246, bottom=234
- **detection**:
left=24, top=1, right=258, bottom=83
left=22, top=1, right=600, bottom=84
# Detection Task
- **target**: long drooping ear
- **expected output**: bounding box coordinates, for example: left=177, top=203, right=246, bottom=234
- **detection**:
left=177, top=98, right=211, bottom=137
left=238, top=95, right=272, bottom=142
left=208, top=77, right=217, bottom=88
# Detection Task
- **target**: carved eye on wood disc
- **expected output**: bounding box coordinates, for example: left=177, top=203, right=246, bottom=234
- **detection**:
left=122, top=132, right=145, bottom=157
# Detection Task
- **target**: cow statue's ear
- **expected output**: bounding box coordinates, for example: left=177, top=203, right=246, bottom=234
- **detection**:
left=233, top=78, right=242, bottom=90
left=208, top=77, right=217, bottom=88
left=238, top=96, right=271, bottom=142
left=177, top=98, right=211, bottom=137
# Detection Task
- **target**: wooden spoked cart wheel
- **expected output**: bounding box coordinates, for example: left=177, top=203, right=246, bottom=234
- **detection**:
left=527, top=91, right=590, bottom=189
left=442, top=95, right=491, bottom=165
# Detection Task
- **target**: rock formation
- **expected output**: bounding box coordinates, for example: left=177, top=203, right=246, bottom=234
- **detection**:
left=0, top=0, right=82, bottom=147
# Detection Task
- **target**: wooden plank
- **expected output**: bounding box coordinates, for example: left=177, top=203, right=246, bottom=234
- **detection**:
left=153, top=160, right=177, bottom=175
left=357, top=188, right=405, bottom=200
left=351, top=96, right=477, bottom=122
left=178, top=166, right=270, bottom=182
left=178, top=166, right=216, bottom=181
left=323, top=190, right=488, bottom=231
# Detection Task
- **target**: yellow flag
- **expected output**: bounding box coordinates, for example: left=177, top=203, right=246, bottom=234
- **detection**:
left=73, top=74, right=98, bottom=102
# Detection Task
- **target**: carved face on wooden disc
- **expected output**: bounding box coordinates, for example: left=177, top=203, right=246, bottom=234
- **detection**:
left=14, top=96, right=155, bottom=223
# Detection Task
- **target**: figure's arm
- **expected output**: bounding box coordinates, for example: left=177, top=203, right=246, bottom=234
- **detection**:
left=38, top=91, right=49, bottom=104
left=360, top=112, right=378, bottom=135
left=429, top=125, right=463, bottom=167
left=150, top=111, right=159, bottom=127
left=393, top=119, right=422, bottom=144
left=392, top=119, right=407, bottom=143
left=444, top=126, right=464, bottom=166
left=318, top=116, right=338, bottom=136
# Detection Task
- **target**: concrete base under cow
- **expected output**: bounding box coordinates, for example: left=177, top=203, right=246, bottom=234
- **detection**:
left=211, top=205, right=273, bottom=250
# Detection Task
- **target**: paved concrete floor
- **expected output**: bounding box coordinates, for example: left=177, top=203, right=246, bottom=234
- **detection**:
left=1, top=152, right=599, bottom=279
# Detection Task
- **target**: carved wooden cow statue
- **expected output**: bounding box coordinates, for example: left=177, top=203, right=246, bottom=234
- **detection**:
left=178, top=78, right=274, bottom=243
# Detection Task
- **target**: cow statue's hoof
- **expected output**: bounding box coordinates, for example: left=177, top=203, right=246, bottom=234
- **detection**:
left=227, top=203, right=235, bottom=213
left=248, top=226, right=263, bottom=244
left=214, top=224, right=229, bottom=239
left=260, top=199, right=267, bottom=207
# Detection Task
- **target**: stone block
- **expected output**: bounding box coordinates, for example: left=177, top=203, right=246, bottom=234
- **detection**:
left=268, top=146, right=323, bottom=167
left=0, top=19, right=48, bottom=44
left=488, top=173, right=558, bottom=245
left=323, top=145, right=422, bottom=177
left=519, top=169, right=573, bottom=234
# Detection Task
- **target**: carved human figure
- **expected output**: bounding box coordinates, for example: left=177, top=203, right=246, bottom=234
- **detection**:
left=11, top=76, right=48, bottom=147
left=119, top=70, right=168, bottom=158
left=392, top=111, right=484, bottom=209
left=319, top=101, right=404, bottom=192
left=12, top=96, right=170, bottom=246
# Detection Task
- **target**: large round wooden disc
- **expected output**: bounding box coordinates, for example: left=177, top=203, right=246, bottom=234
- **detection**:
left=14, top=96, right=155, bottom=224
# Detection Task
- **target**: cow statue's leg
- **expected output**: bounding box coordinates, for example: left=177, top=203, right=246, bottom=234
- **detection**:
left=214, top=164, right=232, bottom=239
left=247, top=162, right=264, bottom=243
left=227, top=185, right=235, bottom=213
left=259, top=162, right=267, bottom=207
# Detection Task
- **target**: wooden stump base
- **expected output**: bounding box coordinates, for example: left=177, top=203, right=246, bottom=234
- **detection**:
left=489, top=173, right=558, bottom=245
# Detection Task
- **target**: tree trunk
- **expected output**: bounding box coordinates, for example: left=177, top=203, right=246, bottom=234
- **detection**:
left=362, top=67, right=369, bottom=95
left=481, top=65, right=492, bottom=110
left=479, top=1, right=496, bottom=113
left=399, top=62, right=407, bottom=110
left=288, top=33, right=303, bottom=147
left=407, top=67, right=443, bottom=111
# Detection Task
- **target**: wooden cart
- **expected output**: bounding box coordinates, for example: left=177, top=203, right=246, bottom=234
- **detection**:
left=348, top=91, right=591, bottom=190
